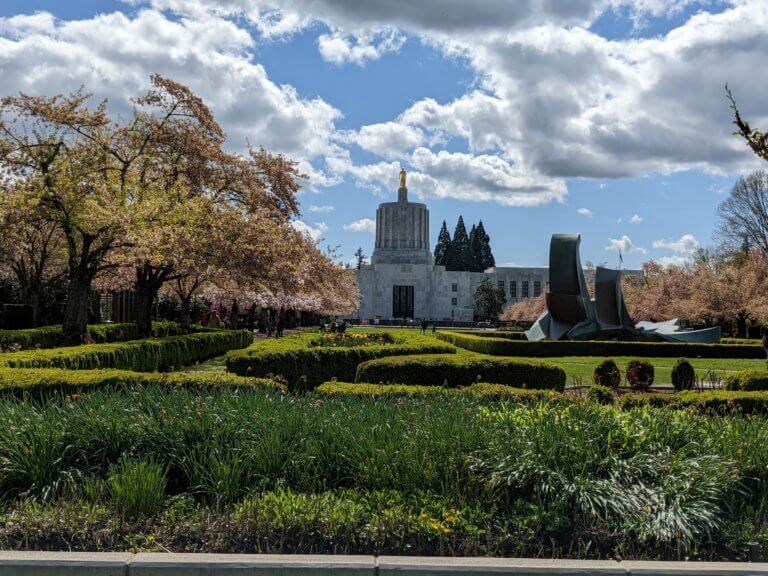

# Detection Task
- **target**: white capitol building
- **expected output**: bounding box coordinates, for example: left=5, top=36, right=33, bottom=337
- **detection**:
left=351, top=170, right=549, bottom=322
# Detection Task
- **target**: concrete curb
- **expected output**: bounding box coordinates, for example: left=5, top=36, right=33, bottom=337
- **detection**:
left=0, top=553, right=766, bottom=576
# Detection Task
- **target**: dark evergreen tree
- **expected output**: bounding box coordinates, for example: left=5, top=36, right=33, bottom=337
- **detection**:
left=448, top=216, right=471, bottom=271
left=469, top=224, right=483, bottom=272
left=434, top=221, right=451, bottom=266
left=473, top=277, right=506, bottom=321
left=476, top=221, right=495, bottom=270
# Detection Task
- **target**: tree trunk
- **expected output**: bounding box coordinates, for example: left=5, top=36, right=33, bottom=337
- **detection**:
left=135, top=286, right=159, bottom=338
left=180, top=296, right=192, bottom=332
left=737, top=313, right=748, bottom=339
left=135, top=263, right=173, bottom=338
left=62, top=270, right=92, bottom=344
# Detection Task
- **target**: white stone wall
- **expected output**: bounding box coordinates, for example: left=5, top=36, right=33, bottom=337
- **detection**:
left=351, top=263, right=550, bottom=322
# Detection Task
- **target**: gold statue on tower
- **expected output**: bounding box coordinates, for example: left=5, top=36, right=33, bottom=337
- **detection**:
left=399, top=168, right=407, bottom=189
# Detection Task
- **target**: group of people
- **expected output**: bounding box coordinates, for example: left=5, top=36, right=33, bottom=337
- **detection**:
left=320, top=319, right=348, bottom=334
left=420, top=319, right=437, bottom=334
left=264, top=314, right=285, bottom=338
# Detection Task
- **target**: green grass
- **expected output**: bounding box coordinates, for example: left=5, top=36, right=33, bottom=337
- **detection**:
left=2, top=385, right=768, bottom=558
left=512, top=355, right=767, bottom=385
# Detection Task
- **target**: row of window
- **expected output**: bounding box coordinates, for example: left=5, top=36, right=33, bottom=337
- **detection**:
left=499, top=280, right=542, bottom=299
left=449, top=280, right=544, bottom=308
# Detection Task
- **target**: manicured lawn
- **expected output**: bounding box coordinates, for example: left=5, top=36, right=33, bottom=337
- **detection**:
left=487, top=355, right=766, bottom=385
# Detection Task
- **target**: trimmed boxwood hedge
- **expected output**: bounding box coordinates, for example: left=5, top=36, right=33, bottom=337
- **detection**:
left=0, top=330, right=252, bottom=372
left=0, top=321, right=193, bottom=351
left=0, top=368, right=282, bottom=396
left=355, top=354, right=566, bottom=391
left=723, top=370, right=768, bottom=391
left=314, top=381, right=563, bottom=402
left=226, top=331, right=455, bottom=391
left=436, top=330, right=763, bottom=359
left=617, top=390, right=768, bottom=415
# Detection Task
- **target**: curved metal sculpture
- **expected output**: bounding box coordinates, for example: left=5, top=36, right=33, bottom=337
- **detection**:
left=526, top=234, right=721, bottom=343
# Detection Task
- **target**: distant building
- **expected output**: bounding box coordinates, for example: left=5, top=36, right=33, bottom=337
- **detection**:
left=351, top=169, right=549, bottom=322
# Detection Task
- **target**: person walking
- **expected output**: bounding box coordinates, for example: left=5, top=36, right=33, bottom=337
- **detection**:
left=276, top=314, right=285, bottom=338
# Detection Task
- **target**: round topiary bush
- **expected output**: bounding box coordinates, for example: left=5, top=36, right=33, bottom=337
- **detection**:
left=671, top=358, right=696, bottom=391
left=626, top=359, right=655, bottom=390
left=586, top=384, right=615, bottom=405
left=593, top=359, right=621, bottom=388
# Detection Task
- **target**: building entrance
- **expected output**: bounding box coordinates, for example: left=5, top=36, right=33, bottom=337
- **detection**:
left=392, top=285, right=414, bottom=318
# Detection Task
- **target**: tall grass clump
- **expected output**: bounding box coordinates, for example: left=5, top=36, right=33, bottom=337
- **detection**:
left=470, top=403, right=740, bottom=551
left=108, top=459, right=166, bottom=520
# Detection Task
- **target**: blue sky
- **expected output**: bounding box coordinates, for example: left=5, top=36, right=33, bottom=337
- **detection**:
left=0, top=0, right=764, bottom=268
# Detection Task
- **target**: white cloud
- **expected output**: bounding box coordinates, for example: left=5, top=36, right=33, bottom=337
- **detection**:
left=408, top=148, right=566, bottom=206
left=605, top=235, right=647, bottom=254
left=343, top=218, right=376, bottom=233
left=577, top=207, right=593, bottom=217
left=628, top=214, right=643, bottom=224
left=657, top=254, right=692, bottom=268
left=291, top=220, right=328, bottom=241
left=4, top=0, right=767, bottom=210
left=345, top=121, right=424, bottom=159
left=318, top=29, right=405, bottom=65
left=0, top=8, right=343, bottom=184
left=652, top=233, right=700, bottom=254
left=308, top=204, right=335, bottom=213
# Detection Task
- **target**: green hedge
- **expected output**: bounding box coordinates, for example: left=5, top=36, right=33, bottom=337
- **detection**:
left=0, top=368, right=282, bottom=396
left=617, top=390, right=768, bottom=415
left=0, top=330, right=252, bottom=372
left=355, top=354, right=566, bottom=391
left=314, top=381, right=563, bottom=402
left=469, top=330, right=528, bottom=341
left=0, top=321, right=192, bottom=351
left=723, top=370, right=768, bottom=391
left=226, top=331, right=455, bottom=391
left=437, top=330, right=763, bottom=359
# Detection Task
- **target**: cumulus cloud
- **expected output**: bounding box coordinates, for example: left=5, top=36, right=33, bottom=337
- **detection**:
left=0, top=8, right=342, bottom=184
left=628, top=214, right=643, bottom=224
left=652, top=233, right=700, bottom=254
left=5, top=0, right=766, bottom=210
left=291, top=220, right=328, bottom=241
left=605, top=235, right=647, bottom=254
left=657, top=254, right=692, bottom=268
left=344, top=218, right=376, bottom=233
left=318, top=29, right=405, bottom=65
left=344, top=122, right=424, bottom=159
left=577, top=208, right=593, bottom=217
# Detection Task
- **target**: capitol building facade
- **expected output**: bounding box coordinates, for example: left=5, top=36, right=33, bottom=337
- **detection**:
left=351, top=171, right=548, bottom=322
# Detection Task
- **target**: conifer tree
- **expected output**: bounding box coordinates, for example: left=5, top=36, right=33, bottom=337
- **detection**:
left=449, top=216, right=471, bottom=271
left=477, top=221, right=495, bottom=270
left=469, top=224, right=483, bottom=272
left=434, top=221, right=451, bottom=266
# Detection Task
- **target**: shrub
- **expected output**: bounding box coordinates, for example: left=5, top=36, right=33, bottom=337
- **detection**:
left=586, top=384, right=614, bottom=405
left=226, top=330, right=455, bottom=391
left=626, top=359, right=654, bottom=390
left=108, top=460, right=166, bottom=520
left=436, top=330, right=763, bottom=359
left=355, top=354, right=566, bottom=391
left=0, top=330, right=252, bottom=372
left=0, top=321, right=191, bottom=351
left=0, top=367, right=282, bottom=397
left=723, top=371, right=768, bottom=391
left=617, top=390, right=768, bottom=416
left=593, top=359, right=621, bottom=388
left=671, top=358, right=696, bottom=391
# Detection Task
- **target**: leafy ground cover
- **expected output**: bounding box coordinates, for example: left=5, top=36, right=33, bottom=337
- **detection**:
left=0, top=385, right=767, bottom=559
